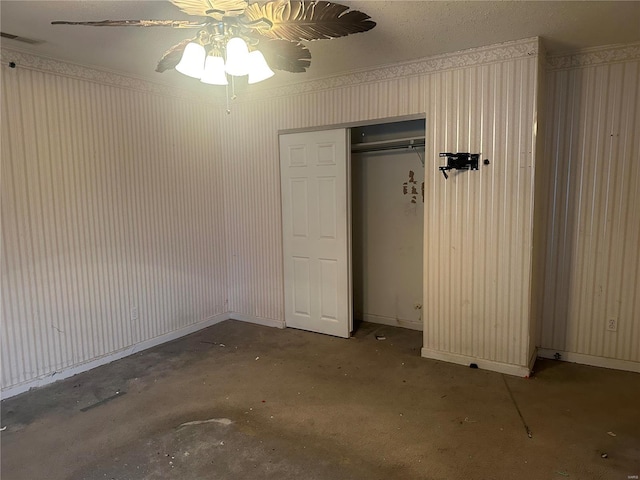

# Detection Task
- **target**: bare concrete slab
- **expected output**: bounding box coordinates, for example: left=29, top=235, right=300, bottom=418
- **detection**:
left=2, top=320, right=639, bottom=479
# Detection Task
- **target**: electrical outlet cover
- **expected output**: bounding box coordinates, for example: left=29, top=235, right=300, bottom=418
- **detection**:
left=607, top=318, right=617, bottom=331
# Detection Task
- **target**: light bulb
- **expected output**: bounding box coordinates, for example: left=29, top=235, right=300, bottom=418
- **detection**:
left=247, top=50, right=274, bottom=84
left=200, top=56, right=228, bottom=85
left=225, top=37, right=250, bottom=76
left=175, top=42, right=206, bottom=79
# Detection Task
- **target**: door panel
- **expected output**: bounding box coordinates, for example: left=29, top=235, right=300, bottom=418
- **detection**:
left=318, top=177, right=337, bottom=238
left=292, top=257, right=311, bottom=316
left=290, top=179, right=309, bottom=237
left=280, top=129, right=351, bottom=338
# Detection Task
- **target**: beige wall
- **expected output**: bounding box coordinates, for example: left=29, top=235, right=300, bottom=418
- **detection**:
left=1, top=55, right=228, bottom=393
left=4, top=38, right=637, bottom=395
left=537, top=44, right=640, bottom=368
left=421, top=57, right=539, bottom=373
left=214, top=73, right=429, bottom=324
left=352, top=150, right=424, bottom=330
left=216, top=38, right=542, bottom=375
left=1, top=38, right=542, bottom=393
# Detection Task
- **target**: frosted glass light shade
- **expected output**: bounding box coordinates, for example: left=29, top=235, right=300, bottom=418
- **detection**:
left=200, top=56, right=228, bottom=85
left=247, top=50, right=274, bottom=84
left=175, top=42, right=206, bottom=79
left=225, top=37, right=250, bottom=76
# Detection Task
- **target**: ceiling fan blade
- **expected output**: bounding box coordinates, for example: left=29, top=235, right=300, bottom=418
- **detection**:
left=242, top=0, right=376, bottom=42
left=169, top=0, right=248, bottom=19
left=258, top=39, right=311, bottom=73
left=51, top=19, right=207, bottom=28
left=156, top=38, right=196, bottom=72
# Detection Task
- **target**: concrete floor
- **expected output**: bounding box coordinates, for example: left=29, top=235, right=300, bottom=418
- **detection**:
left=1, top=320, right=639, bottom=480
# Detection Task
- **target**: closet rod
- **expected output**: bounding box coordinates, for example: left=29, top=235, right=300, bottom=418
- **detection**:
left=351, top=136, right=425, bottom=154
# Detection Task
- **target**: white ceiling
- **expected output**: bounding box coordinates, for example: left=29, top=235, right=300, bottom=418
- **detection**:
left=2, top=0, right=640, bottom=91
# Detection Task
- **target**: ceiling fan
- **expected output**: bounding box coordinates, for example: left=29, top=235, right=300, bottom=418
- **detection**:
left=52, top=0, right=376, bottom=87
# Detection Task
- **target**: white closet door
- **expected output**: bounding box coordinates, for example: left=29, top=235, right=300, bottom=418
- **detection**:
left=280, top=129, right=351, bottom=338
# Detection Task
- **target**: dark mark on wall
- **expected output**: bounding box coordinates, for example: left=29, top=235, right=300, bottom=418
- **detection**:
left=402, top=170, right=424, bottom=203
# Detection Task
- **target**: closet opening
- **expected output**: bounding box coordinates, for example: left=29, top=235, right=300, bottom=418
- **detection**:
left=350, top=118, right=426, bottom=332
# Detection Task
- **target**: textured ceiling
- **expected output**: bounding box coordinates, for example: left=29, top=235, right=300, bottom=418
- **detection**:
left=1, top=1, right=639, bottom=91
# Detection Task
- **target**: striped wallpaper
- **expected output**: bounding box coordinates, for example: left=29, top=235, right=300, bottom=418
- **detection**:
left=421, top=59, right=538, bottom=370
left=538, top=46, right=640, bottom=365
left=213, top=39, right=542, bottom=375
left=216, top=78, right=427, bottom=322
left=2, top=38, right=638, bottom=395
left=1, top=63, right=228, bottom=392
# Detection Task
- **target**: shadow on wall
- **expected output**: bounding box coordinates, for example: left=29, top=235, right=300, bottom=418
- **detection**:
left=537, top=65, right=583, bottom=354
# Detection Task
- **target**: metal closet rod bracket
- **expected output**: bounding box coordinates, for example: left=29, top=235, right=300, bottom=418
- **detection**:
left=408, top=140, right=424, bottom=168
left=409, top=143, right=424, bottom=167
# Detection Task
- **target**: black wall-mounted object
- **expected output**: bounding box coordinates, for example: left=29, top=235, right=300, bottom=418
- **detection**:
left=438, top=152, right=480, bottom=179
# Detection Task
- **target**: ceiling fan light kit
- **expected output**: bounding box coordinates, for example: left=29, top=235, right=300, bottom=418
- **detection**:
left=52, top=0, right=376, bottom=109
left=174, top=35, right=274, bottom=85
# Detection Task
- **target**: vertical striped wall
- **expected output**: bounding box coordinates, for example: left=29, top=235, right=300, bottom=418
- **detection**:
left=422, top=59, right=538, bottom=369
left=216, top=39, right=541, bottom=372
left=538, top=46, right=640, bottom=364
left=216, top=77, right=426, bottom=322
left=1, top=63, right=228, bottom=391
left=12, top=37, right=635, bottom=392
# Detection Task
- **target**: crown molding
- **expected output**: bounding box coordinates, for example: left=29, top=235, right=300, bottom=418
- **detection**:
left=8, top=39, right=639, bottom=105
left=244, top=37, right=540, bottom=101
left=0, top=47, right=222, bottom=105
left=2, top=37, right=540, bottom=106
left=547, top=42, right=640, bottom=71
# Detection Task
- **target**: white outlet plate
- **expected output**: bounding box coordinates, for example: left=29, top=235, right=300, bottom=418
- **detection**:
left=607, top=318, right=617, bottom=332
left=131, top=307, right=138, bottom=321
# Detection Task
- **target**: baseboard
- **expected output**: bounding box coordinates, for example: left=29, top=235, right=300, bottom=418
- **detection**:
left=361, top=313, right=423, bottom=331
left=537, top=348, right=640, bottom=373
left=421, top=347, right=532, bottom=377
left=229, top=313, right=285, bottom=329
left=1, top=313, right=230, bottom=400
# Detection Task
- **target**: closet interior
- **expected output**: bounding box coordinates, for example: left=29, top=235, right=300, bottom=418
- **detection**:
left=350, top=118, right=426, bottom=331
